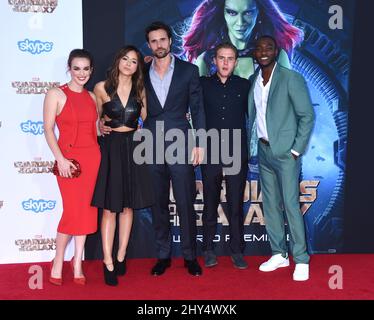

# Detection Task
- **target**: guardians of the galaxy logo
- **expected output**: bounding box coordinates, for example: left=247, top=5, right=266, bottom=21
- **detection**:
left=12, top=79, right=60, bottom=94
left=14, top=158, right=54, bottom=174
left=15, top=236, right=56, bottom=251
left=243, top=180, right=319, bottom=225
left=168, top=180, right=319, bottom=227
left=8, top=0, right=58, bottom=13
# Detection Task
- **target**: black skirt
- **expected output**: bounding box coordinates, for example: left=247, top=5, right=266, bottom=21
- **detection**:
left=91, top=130, right=154, bottom=212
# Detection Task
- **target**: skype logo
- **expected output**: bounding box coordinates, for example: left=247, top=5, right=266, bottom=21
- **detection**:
left=22, top=199, right=56, bottom=213
left=21, top=121, right=44, bottom=135
left=18, top=39, right=53, bottom=55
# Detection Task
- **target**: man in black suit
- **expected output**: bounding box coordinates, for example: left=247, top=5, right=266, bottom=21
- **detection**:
left=200, top=43, right=250, bottom=269
left=143, top=21, right=206, bottom=276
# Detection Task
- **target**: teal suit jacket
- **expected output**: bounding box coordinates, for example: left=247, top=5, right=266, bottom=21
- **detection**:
left=247, top=64, right=315, bottom=157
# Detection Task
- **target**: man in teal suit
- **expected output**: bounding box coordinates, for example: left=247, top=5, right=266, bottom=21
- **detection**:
left=247, top=36, right=315, bottom=281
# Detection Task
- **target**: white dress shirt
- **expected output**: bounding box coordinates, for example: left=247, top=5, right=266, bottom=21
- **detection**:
left=254, top=63, right=299, bottom=156
left=254, top=63, right=277, bottom=142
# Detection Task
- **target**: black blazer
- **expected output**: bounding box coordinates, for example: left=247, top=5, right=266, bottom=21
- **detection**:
left=144, top=57, right=206, bottom=137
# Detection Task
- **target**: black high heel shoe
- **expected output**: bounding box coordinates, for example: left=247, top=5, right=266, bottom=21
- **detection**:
left=103, top=262, right=118, bottom=286
left=115, top=257, right=127, bottom=276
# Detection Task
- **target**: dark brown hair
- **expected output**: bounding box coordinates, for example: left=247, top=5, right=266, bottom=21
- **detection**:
left=67, top=49, right=93, bottom=69
left=104, top=45, right=145, bottom=106
left=145, top=21, right=172, bottom=42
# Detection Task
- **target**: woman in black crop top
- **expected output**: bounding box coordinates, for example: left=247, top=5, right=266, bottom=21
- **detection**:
left=91, top=45, right=154, bottom=286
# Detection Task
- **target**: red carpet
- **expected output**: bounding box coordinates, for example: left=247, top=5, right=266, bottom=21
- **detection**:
left=0, top=254, right=373, bottom=300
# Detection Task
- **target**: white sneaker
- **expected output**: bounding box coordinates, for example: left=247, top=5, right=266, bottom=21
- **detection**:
left=293, top=263, right=309, bottom=281
left=259, top=254, right=290, bottom=272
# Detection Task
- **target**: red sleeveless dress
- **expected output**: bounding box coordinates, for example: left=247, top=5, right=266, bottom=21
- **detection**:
left=55, top=84, right=101, bottom=235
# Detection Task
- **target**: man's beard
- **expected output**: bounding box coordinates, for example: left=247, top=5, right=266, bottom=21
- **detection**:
left=153, top=47, right=169, bottom=59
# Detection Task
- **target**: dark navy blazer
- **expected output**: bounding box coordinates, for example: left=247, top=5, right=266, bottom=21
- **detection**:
left=144, top=57, right=206, bottom=142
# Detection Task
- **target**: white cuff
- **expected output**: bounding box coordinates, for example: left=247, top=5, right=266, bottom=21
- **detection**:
left=291, top=149, right=300, bottom=157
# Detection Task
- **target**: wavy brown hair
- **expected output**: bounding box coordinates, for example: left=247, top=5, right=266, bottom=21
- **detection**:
left=104, top=45, right=145, bottom=106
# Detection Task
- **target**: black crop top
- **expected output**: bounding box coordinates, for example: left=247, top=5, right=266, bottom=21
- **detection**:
left=102, top=91, right=141, bottom=129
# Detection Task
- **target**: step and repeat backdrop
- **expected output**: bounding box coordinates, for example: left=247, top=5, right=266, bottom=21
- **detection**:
left=0, top=0, right=355, bottom=263
left=0, top=0, right=83, bottom=264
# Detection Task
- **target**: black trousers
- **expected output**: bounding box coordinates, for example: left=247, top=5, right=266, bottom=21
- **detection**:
left=149, top=162, right=197, bottom=260
left=201, top=161, right=247, bottom=254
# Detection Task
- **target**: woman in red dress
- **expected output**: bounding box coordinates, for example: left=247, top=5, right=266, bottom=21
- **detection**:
left=43, top=49, right=101, bottom=285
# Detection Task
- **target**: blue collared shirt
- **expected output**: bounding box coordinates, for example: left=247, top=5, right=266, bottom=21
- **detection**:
left=149, top=54, right=175, bottom=108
